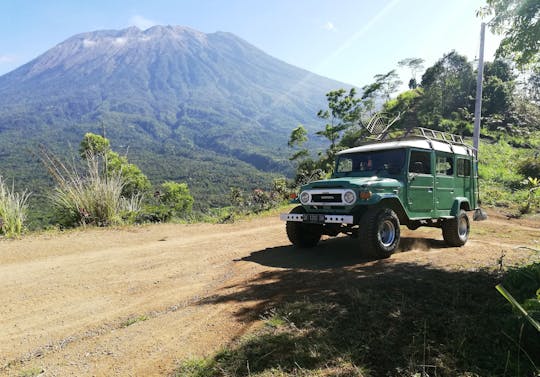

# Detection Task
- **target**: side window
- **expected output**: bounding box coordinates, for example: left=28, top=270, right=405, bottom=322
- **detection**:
left=457, top=158, right=471, bottom=177
left=409, top=151, right=432, bottom=174
left=436, top=155, right=454, bottom=176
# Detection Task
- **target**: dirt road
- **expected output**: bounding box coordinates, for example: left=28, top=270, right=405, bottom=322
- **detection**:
left=1, top=211, right=538, bottom=376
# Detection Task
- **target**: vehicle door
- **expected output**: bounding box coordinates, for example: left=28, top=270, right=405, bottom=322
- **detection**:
left=435, top=153, right=455, bottom=211
left=456, top=157, right=473, bottom=203
left=407, top=150, right=434, bottom=213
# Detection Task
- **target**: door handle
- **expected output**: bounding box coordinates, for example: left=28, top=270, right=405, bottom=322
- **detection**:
left=427, top=188, right=433, bottom=193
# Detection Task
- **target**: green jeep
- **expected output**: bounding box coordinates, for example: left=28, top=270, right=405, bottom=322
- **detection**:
left=280, top=128, right=481, bottom=258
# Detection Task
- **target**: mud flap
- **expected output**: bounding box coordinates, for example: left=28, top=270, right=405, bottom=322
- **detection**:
left=473, top=207, right=488, bottom=221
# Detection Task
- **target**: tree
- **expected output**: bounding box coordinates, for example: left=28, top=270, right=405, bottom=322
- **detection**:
left=398, top=58, right=425, bottom=89
left=524, top=65, right=540, bottom=104
left=288, top=125, right=309, bottom=161
left=372, top=70, right=403, bottom=100
left=420, top=51, right=476, bottom=122
left=159, top=181, right=194, bottom=216
left=316, top=88, right=363, bottom=171
left=480, top=0, right=540, bottom=68
left=80, top=133, right=151, bottom=197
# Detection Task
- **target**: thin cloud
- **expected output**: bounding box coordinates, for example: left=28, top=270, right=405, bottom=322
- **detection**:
left=0, top=54, right=16, bottom=64
left=129, top=15, right=158, bottom=30
left=323, top=21, right=336, bottom=31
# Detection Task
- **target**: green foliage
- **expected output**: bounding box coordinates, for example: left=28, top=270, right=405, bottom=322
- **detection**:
left=478, top=137, right=540, bottom=213
left=39, top=133, right=157, bottom=228
left=287, top=125, right=308, bottom=148
left=518, top=157, right=540, bottom=178
left=480, top=0, right=540, bottom=68
left=0, top=177, right=30, bottom=237
left=80, top=133, right=151, bottom=197
left=398, top=57, right=425, bottom=89
left=503, top=263, right=540, bottom=315
left=159, top=181, right=194, bottom=217
left=136, top=204, right=173, bottom=223
left=228, top=185, right=287, bottom=218
left=106, top=151, right=152, bottom=197
left=46, top=153, right=125, bottom=227
left=79, top=132, right=110, bottom=157
left=420, top=51, right=475, bottom=123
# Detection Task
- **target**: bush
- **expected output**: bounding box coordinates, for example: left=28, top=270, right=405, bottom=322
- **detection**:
left=517, top=157, right=540, bottom=178
left=0, top=177, right=30, bottom=237
left=80, top=133, right=151, bottom=197
left=159, top=181, right=194, bottom=217
left=49, top=155, right=125, bottom=227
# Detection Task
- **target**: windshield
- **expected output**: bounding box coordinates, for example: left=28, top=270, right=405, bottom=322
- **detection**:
left=334, top=149, right=406, bottom=177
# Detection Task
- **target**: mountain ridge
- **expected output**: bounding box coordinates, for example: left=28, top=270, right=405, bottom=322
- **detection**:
left=0, top=25, right=350, bottom=221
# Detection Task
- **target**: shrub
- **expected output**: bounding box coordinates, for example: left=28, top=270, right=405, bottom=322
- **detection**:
left=517, top=157, right=540, bottom=178
left=49, top=154, right=125, bottom=227
left=159, top=181, right=194, bottom=217
left=80, top=133, right=151, bottom=197
left=0, top=177, right=30, bottom=237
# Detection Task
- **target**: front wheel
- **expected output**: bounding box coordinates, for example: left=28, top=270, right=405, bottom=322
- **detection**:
left=285, top=206, right=322, bottom=248
left=359, top=208, right=400, bottom=258
left=442, top=210, right=470, bottom=247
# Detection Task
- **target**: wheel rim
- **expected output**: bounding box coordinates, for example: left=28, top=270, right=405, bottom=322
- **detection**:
left=458, top=217, right=468, bottom=238
left=379, top=220, right=396, bottom=247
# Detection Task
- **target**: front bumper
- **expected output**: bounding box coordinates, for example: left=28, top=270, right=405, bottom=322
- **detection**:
left=279, top=213, right=354, bottom=224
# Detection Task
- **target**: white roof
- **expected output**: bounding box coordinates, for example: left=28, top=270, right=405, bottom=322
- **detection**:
left=337, top=139, right=473, bottom=156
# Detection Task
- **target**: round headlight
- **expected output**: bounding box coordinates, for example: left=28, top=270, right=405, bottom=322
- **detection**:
left=300, top=191, right=311, bottom=204
left=343, top=190, right=356, bottom=204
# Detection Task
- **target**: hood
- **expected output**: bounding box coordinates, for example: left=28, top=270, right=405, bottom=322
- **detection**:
left=303, top=176, right=402, bottom=190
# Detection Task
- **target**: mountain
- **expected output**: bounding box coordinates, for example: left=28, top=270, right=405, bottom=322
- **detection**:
left=0, top=25, right=349, bottom=219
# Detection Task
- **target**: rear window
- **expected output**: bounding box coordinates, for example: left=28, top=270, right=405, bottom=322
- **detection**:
left=457, top=158, right=471, bottom=177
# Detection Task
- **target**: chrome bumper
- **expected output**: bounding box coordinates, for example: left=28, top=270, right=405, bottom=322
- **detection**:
left=279, top=213, right=354, bottom=224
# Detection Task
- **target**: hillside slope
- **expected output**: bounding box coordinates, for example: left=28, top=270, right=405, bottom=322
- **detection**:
left=0, top=25, right=347, bottom=210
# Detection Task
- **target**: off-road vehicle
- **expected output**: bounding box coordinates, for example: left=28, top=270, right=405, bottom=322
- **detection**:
left=280, top=127, right=482, bottom=258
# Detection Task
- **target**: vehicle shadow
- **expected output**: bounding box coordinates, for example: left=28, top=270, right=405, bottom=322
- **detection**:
left=195, top=249, right=537, bottom=376
left=240, top=235, right=449, bottom=270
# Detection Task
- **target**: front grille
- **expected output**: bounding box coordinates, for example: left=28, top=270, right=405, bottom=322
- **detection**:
left=311, top=193, right=342, bottom=203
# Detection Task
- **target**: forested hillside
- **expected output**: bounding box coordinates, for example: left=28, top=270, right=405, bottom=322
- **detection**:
left=0, top=25, right=347, bottom=226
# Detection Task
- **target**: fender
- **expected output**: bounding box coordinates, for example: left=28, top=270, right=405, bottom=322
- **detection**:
left=373, top=194, right=409, bottom=224
left=450, top=197, right=471, bottom=216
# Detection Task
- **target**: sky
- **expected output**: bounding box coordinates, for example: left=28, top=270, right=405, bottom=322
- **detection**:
left=0, top=0, right=502, bottom=88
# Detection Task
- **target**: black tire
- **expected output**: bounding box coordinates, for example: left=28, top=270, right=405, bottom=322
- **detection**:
left=442, top=209, right=470, bottom=246
left=285, top=206, right=322, bottom=248
left=359, top=208, right=400, bottom=258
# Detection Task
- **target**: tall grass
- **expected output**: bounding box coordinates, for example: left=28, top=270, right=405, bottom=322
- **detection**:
left=0, top=177, right=30, bottom=237
left=40, top=148, right=126, bottom=227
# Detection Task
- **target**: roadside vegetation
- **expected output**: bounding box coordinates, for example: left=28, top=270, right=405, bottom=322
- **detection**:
left=35, top=132, right=196, bottom=229
left=0, top=176, right=30, bottom=237
left=177, top=260, right=539, bottom=377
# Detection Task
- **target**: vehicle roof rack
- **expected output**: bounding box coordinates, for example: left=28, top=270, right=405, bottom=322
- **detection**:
left=368, top=126, right=474, bottom=151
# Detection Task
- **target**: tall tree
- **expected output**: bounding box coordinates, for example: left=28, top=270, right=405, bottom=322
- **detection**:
left=480, top=0, right=540, bottom=68
left=420, top=51, right=476, bottom=121
left=398, top=58, right=425, bottom=89
left=316, top=88, right=363, bottom=153
left=372, top=70, right=403, bottom=100
left=482, top=60, right=516, bottom=117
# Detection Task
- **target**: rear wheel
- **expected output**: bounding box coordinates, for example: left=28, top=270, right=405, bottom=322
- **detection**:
left=285, top=206, right=322, bottom=248
left=442, top=209, right=470, bottom=246
left=359, top=208, right=400, bottom=258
